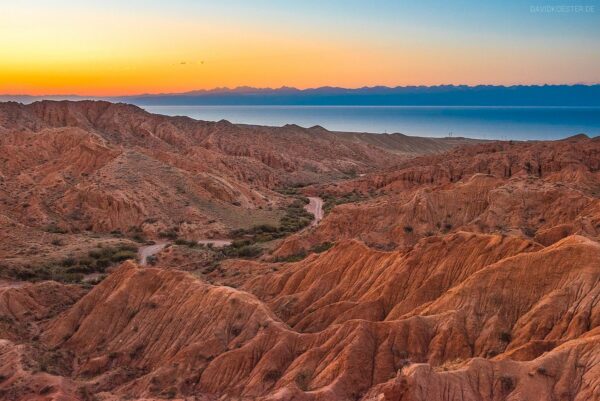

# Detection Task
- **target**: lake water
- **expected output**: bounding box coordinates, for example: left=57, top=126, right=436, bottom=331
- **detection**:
left=142, top=105, right=600, bottom=140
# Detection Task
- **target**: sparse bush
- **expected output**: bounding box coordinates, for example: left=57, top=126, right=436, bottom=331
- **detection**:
left=253, top=224, right=279, bottom=234
left=311, top=242, right=334, bottom=253
left=163, top=388, right=177, bottom=399
left=536, top=366, right=549, bottom=376
left=15, top=243, right=138, bottom=284
left=403, top=225, right=414, bottom=234
left=53, top=271, right=84, bottom=284
left=321, top=191, right=367, bottom=214
left=254, top=232, right=275, bottom=242
left=273, top=251, right=308, bottom=263
left=232, top=239, right=252, bottom=248
left=263, top=369, right=281, bottom=382
left=131, top=233, right=146, bottom=243
left=295, top=371, right=311, bottom=391
left=60, top=257, right=76, bottom=267
left=144, top=301, right=158, bottom=309
left=230, top=326, right=242, bottom=336
left=158, top=230, right=178, bottom=240
left=88, top=249, right=103, bottom=259
left=129, top=344, right=145, bottom=359
left=45, top=224, right=67, bottom=234
left=499, top=375, right=515, bottom=393
left=235, top=245, right=262, bottom=258
left=371, top=242, right=398, bottom=251
left=499, top=331, right=512, bottom=343
left=174, top=238, right=197, bottom=247
left=95, top=258, right=111, bottom=269
left=111, top=250, right=137, bottom=262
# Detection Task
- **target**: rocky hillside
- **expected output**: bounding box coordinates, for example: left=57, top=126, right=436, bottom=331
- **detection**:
left=275, top=135, right=600, bottom=255
left=0, top=100, right=475, bottom=278
left=0, top=101, right=466, bottom=238
left=0, top=104, right=598, bottom=401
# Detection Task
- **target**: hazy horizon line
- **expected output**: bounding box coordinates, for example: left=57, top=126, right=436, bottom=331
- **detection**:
left=3, top=83, right=600, bottom=99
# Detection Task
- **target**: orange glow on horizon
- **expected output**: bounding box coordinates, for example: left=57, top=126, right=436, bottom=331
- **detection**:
left=1, top=3, right=598, bottom=96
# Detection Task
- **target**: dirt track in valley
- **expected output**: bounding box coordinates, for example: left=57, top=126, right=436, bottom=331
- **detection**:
left=305, top=196, right=324, bottom=226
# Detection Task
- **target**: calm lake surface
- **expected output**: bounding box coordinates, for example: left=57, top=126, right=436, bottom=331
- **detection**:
left=142, top=105, right=600, bottom=140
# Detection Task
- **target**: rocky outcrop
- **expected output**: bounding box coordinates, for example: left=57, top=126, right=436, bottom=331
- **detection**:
left=22, top=231, right=596, bottom=400
left=277, top=137, right=600, bottom=256
left=0, top=280, right=85, bottom=341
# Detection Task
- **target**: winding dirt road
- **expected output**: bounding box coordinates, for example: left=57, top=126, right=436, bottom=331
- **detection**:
left=138, top=239, right=232, bottom=265
left=305, top=196, right=324, bottom=226
left=136, top=199, right=322, bottom=265
left=138, top=242, right=167, bottom=266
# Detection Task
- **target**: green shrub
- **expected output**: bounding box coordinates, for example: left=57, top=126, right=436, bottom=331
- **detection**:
left=311, top=242, right=334, bottom=253
left=13, top=243, right=139, bottom=284
left=273, top=251, right=307, bottom=263
left=45, top=224, right=67, bottom=234
left=60, top=257, right=76, bottom=267
left=263, top=369, right=281, bottom=382
left=236, top=245, right=262, bottom=258
left=158, top=231, right=178, bottom=240
left=321, top=191, right=367, bottom=214
left=499, top=375, right=515, bottom=393
left=111, top=250, right=137, bottom=262
left=88, top=249, right=103, bottom=259
left=232, top=239, right=252, bottom=248
left=295, top=371, right=311, bottom=391
left=174, top=238, right=197, bottom=247
left=53, top=271, right=84, bottom=284
left=273, top=242, right=334, bottom=263
left=254, top=224, right=279, bottom=233
left=132, top=233, right=146, bottom=243
left=95, top=258, right=111, bottom=269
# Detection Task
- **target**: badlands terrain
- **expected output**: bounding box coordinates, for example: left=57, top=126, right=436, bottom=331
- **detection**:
left=0, top=101, right=598, bottom=401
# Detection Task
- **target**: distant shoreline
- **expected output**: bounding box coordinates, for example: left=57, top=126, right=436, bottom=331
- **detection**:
left=142, top=104, right=600, bottom=141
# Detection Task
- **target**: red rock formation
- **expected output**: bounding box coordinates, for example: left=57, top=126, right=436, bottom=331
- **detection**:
left=276, top=136, right=600, bottom=256
left=1, top=101, right=466, bottom=239
left=0, top=101, right=598, bottom=401
left=18, top=232, right=595, bottom=401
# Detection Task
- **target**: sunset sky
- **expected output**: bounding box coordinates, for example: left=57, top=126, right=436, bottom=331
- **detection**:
left=2, top=0, right=599, bottom=96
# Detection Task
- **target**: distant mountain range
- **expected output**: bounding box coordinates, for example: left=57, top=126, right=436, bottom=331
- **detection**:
left=3, top=85, right=600, bottom=106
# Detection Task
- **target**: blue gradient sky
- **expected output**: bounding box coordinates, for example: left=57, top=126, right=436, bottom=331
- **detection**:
left=2, top=0, right=599, bottom=95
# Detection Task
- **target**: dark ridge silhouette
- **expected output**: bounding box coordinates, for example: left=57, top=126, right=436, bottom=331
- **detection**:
left=120, top=85, right=600, bottom=106
left=3, top=85, right=600, bottom=106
